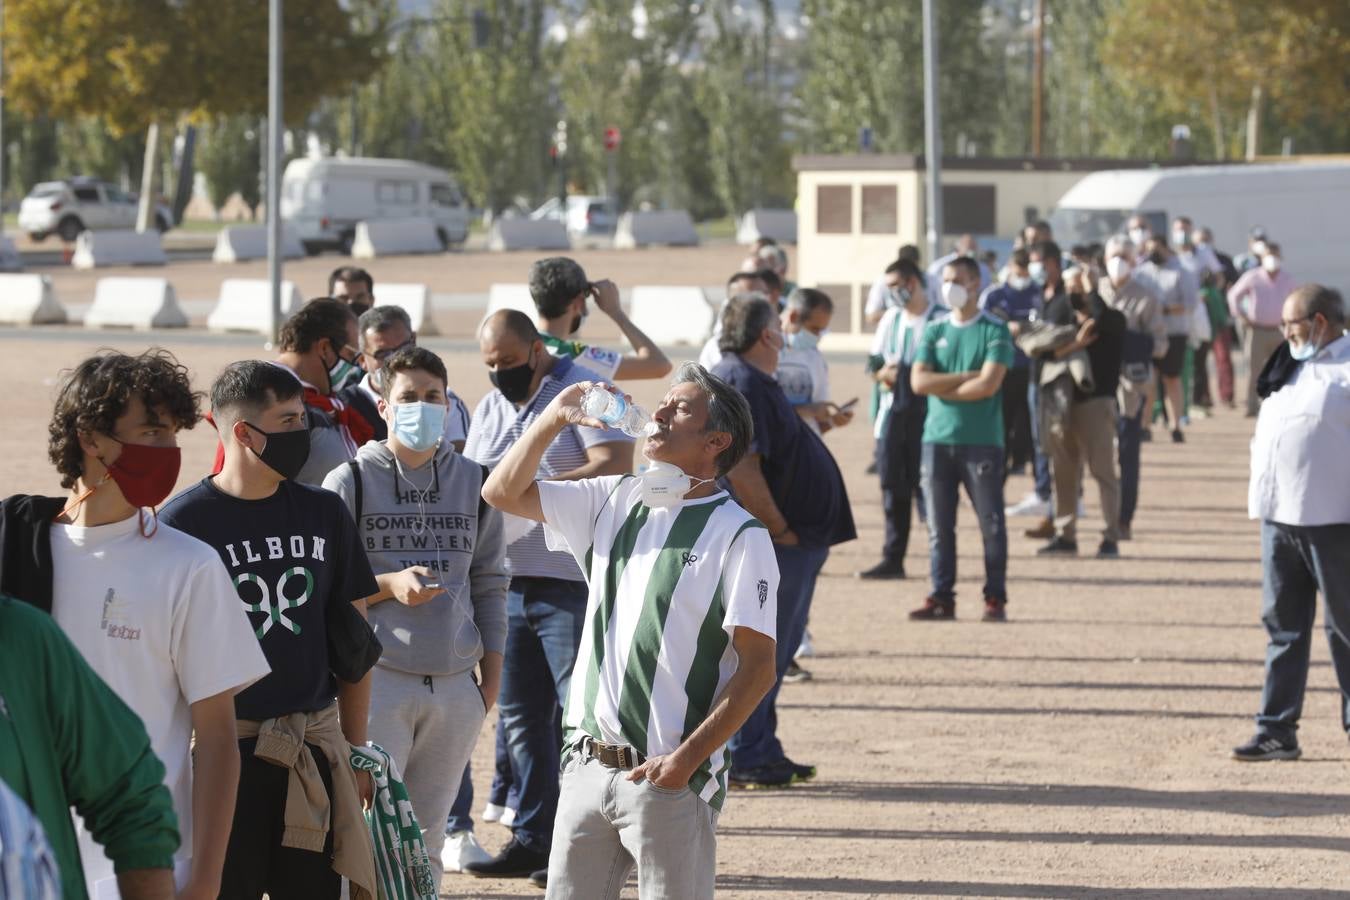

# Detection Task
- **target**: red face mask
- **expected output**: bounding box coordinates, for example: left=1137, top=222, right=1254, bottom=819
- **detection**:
left=104, top=439, right=182, bottom=510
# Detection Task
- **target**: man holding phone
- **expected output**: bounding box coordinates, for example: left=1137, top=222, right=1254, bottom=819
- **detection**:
left=322, top=347, right=508, bottom=888
left=778, top=288, right=855, bottom=436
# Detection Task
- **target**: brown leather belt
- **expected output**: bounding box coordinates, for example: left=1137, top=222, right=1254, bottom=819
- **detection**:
left=581, top=736, right=646, bottom=770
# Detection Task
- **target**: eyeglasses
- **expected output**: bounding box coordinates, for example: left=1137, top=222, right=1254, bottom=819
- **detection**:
left=1279, top=315, right=1313, bottom=334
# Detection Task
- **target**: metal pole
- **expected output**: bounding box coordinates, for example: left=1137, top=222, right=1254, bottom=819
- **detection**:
left=921, top=0, right=942, bottom=265
left=0, top=0, right=6, bottom=231
left=1031, top=0, right=1044, bottom=157
left=267, top=0, right=284, bottom=344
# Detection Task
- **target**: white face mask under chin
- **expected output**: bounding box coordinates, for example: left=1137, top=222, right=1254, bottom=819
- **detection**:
left=640, top=460, right=717, bottom=508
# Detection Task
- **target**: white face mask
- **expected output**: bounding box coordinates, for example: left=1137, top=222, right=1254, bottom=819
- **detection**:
left=1028, top=260, right=1047, bottom=285
left=1263, top=255, right=1281, bottom=273
left=1106, top=256, right=1132, bottom=282
left=1008, top=275, right=1032, bottom=291
left=1128, top=228, right=1149, bottom=247
left=941, top=281, right=969, bottom=308
left=639, top=460, right=716, bottom=508
left=1172, top=228, right=1189, bottom=247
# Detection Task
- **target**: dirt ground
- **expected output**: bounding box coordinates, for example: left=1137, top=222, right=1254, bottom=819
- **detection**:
left=2, top=247, right=1347, bottom=900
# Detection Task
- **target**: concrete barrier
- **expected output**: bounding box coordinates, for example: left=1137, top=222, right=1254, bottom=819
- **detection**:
left=213, top=224, right=305, bottom=263
left=0, top=274, right=65, bottom=325
left=485, top=283, right=537, bottom=320
left=488, top=219, right=571, bottom=252
left=737, top=208, right=798, bottom=245
left=71, top=230, right=167, bottom=269
left=207, top=278, right=304, bottom=334
left=350, top=218, right=444, bottom=258
left=84, top=278, right=188, bottom=330
left=614, top=211, right=699, bottom=249
left=374, top=283, right=439, bottom=336
left=0, top=235, right=23, bottom=272
left=629, top=286, right=715, bottom=345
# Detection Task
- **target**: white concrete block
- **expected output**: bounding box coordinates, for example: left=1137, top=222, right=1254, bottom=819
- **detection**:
left=737, top=208, right=798, bottom=245
left=485, top=283, right=536, bottom=319
left=629, top=286, right=716, bottom=346
left=488, top=219, right=571, bottom=252
left=207, top=278, right=304, bottom=334
left=0, top=235, right=23, bottom=272
left=212, top=224, right=305, bottom=263
left=373, top=283, right=438, bottom=336
left=614, top=211, right=699, bottom=249
left=71, top=230, right=167, bottom=269
left=0, top=274, right=65, bottom=325
left=84, top=277, right=187, bottom=330
left=350, top=218, right=444, bottom=258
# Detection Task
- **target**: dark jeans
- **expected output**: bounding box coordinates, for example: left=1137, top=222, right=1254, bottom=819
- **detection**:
left=1193, top=340, right=1214, bottom=407
left=1001, top=366, right=1034, bottom=474
left=877, top=402, right=925, bottom=565
left=729, top=543, right=830, bottom=770
left=220, top=739, right=340, bottom=900
left=498, top=575, right=587, bottom=853
left=1117, top=399, right=1145, bottom=528
left=1028, top=376, right=1052, bottom=502
left=921, top=442, right=1007, bottom=603
left=1256, top=521, right=1350, bottom=741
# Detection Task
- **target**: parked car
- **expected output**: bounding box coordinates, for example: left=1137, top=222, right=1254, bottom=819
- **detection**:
left=19, top=178, right=173, bottom=242
left=280, top=156, right=471, bottom=255
left=531, top=195, right=617, bottom=235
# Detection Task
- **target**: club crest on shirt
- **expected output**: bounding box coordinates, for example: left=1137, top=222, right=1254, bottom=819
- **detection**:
left=756, top=578, right=768, bottom=608
left=682, top=551, right=699, bottom=568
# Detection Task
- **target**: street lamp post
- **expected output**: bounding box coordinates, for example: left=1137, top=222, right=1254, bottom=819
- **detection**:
left=267, top=0, right=284, bottom=344
left=922, top=0, right=943, bottom=264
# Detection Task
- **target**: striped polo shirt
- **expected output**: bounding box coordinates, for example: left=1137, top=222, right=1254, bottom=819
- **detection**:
left=538, top=474, right=779, bottom=810
left=464, top=356, right=632, bottom=580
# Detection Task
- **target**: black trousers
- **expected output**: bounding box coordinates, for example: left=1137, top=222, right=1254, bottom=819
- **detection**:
left=1001, top=366, right=1033, bottom=474
left=877, top=400, right=926, bottom=565
left=218, top=738, right=341, bottom=900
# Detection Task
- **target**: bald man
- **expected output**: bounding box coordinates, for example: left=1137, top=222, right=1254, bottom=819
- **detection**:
left=460, top=310, right=634, bottom=881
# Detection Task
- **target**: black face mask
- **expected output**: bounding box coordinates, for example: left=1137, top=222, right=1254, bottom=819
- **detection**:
left=245, top=422, right=312, bottom=480
left=568, top=313, right=583, bottom=335
left=489, top=351, right=537, bottom=404
left=1149, top=251, right=1166, bottom=266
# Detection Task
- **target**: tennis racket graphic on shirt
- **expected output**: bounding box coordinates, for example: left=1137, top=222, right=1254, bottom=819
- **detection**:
left=233, top=567, right=315, bottom=638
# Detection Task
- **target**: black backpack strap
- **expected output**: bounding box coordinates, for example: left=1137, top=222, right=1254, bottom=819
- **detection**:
left=477, top=464, right=490, bottom=523
left=348, top=459, right=363, bottom=522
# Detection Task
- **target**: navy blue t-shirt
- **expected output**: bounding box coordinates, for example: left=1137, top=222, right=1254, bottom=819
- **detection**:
left=160, top=477, right=379, bottom=721
left=712, top=353, right=856, bottom=549
left=979, top=282, right=1041, bottom=368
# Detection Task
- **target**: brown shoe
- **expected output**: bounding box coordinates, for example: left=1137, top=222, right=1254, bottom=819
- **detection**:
left=909, top=596, right=955, bottom=621
left=1024, top=517, right=1054, bottom=539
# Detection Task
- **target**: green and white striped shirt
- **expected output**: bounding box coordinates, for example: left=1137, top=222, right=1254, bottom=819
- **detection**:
left=539, top=474, right=779, bottom=810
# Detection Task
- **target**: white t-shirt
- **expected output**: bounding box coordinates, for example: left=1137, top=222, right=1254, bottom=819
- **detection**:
left=776, top=345, right=830, bottom=435
left=50, top=516, right=270, bottom=897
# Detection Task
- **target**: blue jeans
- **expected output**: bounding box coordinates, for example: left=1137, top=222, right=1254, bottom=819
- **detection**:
left=1028, top=376, right=1052, bottom=502
left=1256, top=521, right=1350, bottom=741
left=729, top=543, right=830, bottom=770
left=496, top=576, right=587, bottom=853
left=1117, top=400, right=1145, bottom=528
left=921, top=442, right=1007, bottom=603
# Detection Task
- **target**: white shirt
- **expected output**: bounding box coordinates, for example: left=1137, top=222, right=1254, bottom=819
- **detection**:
left=870, top=302, right=946, bottom=438
left=356, top=373, right=471, bottom=446
left=776, top=344, right=830, bottom=435
left=50, top=517, right=270, bottom=897
left=1249, top=334, right=1350, bottom=526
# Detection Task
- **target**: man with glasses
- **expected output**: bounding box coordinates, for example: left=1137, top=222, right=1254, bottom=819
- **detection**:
left=1235, top=285, right=1350, bottom=761
left=339, top=305, right=471, bottom=452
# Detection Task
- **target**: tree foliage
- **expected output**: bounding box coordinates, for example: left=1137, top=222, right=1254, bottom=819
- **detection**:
left=198, top=117, right=262, bottom=213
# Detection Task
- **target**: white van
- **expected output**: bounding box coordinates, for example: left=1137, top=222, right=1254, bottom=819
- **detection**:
left=1049, top=161, right=1350, bottom=292
left=280, top=157, right=471, bottom=255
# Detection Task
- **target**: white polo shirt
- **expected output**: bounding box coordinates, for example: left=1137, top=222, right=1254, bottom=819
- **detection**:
left=1249, top=334, right=1350, bottom=526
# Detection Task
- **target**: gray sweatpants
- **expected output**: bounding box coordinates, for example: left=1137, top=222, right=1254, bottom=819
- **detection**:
left=367, top=665, right=486, bottom=887
left=545, top=751, right=719, bottom=900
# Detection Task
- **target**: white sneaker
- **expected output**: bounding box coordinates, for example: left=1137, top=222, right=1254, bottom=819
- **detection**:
left=1005, top=492, right=1050, bottom=518
left=481, top=802, right=506, bottom=823
left=499, top=807, right=517, bottom=828
left=796, top=630, right=815, bottom=659
left=441, top=829, right=492, bottom=873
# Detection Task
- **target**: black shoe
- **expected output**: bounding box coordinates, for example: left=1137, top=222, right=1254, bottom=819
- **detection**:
left=1096, top=540, right=1120, bottom=559
left=865, top=459, right=878, bottom=475
left=729, top=759, right=797, bottom=790
left=908, top=596, right=955, bottom=620
left=783, top=757, right=817, bottom=782
left=982, top=598, right=1007, bottom=622
left=1037, top=536, right=1078, bottom=556
left=1171, top=428, right=1185, bottom=443
left=1232, top=734, right=1300, bottom=762
left=529, top=869, right=548, bottom=889
left=782, top=660, right=813, bottom=684
left=463, top=837, right=549, bottom=878
left=1118, top=523, right=1133, bottom=541
left=857, top=558, right=905, bottom=580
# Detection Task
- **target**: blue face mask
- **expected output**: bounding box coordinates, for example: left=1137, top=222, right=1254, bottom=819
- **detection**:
left=786, top=330, right=821, bottom=351
left=1028, top=261, right=1047, bottom=285
left=1289, top=325, right=1323, bottom=362
left=391, top=401, right=446, bottom=452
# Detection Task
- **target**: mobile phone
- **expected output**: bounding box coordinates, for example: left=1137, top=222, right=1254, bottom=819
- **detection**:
left=838, top=397, right=859, bottom=412
left=422, top=580, right=441, bottom=590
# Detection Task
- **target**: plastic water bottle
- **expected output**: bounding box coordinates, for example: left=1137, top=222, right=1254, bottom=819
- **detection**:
left=581, top=386, right=652, bottom=437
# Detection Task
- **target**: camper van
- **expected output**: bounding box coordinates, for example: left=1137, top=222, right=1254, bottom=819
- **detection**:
left=1049, top=161, right=1350, bottom=291
left=280, top=157, right=471, bottom=255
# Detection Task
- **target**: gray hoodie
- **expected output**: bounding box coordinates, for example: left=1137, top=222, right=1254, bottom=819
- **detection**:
left=323, top=441, right=508, bottom=677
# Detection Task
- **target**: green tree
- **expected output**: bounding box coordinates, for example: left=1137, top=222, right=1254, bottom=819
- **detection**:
left=198, top=117, right=262, bottom=216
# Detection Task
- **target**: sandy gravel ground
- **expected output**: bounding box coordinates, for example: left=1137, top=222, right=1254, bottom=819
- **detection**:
left=2, top=247, right=1347, bottom=900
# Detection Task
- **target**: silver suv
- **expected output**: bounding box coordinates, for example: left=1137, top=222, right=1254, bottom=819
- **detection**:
left=19, top=178, right=174, bottom=242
